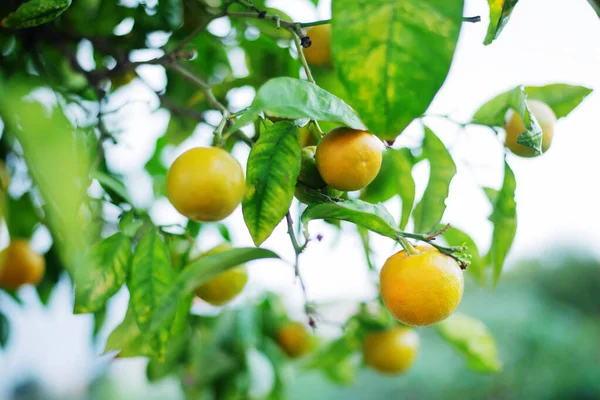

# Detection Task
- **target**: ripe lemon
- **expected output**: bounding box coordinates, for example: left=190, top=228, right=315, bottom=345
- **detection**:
left=303, top=25, right=332, bottom=67
left=276, top=321, right=312, bottom=358
left=166, top=147, right=245, bottom=222
left=316, top=127, right=382, bottom=191
left=505, top=99, right=556, bottom=157
left=0, top=240, right=45, bottom=290
left=194, top=244, right=248, bottom=306
left=380, top=246, right=464, bottom=326
left=363, top=326, right=419, bottom=374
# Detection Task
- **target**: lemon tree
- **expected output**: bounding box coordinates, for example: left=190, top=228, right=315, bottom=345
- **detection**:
left=0, top=0, right=594, bottom=397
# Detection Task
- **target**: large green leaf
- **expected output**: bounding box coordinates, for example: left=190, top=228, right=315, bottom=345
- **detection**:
left=332, top=0, right=464, bottom=140
left=74, top=233, right=132, bottom=314
left=128, top=227, right=175, bottom=359
left=413, top=128, right=456, bottom=234
left=0, top=77, right=93, bottom=269
left=523, top=84, right=593, bottom=119
left=243, top=121, right=301, bottom=246
left=442, top=226, right=484, bottom=285
left=436, top=313, right=502, bottom=373
left=227, top=77, right=366, bottom=133
left=488, top=161, right=517, bottom=285
left=150, top=247, right=279, bottom=332
left=301, top=200, right=398, bottom=239
left=484, top=0, right=519, bottom=45
left=0, top=0, right=71, bottom=28
left=472, top=86, right=543, bottom=154
left=361, top=148, right=415, bottom=230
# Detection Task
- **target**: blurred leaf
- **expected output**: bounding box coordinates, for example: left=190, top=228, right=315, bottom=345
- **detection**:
left=128, top=227, right=175, bottom=360
left=150, top=247, right=279, bottom=333
left=247, top=348, right=276, bottom=400
left=488, top=161, right=517, bottom=285
left=36, top=246, right=62, bottom=305
left=92, top=306, right=106, bottom=339
left=484, top=0, right=519, bottom=45
left=332, top=0, right=464, bottom=140
left=228, top=77, right=366, bottom=133
left=6, top=193, right=39, bottom=239
left=73, top=233, right=132, bottom=314
left=0, top=0, right=71, bottom=29
left=324, top=356, right=359, bottom=385
left=146, top=294, right=192, bottom=382
left=104, top=303, right=154, bottom=357
left=472, top=86, right=543, bottom=153
left=483, top=187, right=498, bottom=204
left=442, top=226, right=484, bottom=285
left=93, top=170, right=133, bottom=206
left=157, top=0, right=183, bottom=30
left=0, top=311, right=8, bottom=348
left=243, top=121, right=301, bottom=246
left=119, top=211, right=145, bottom=238
left=523, top=84, right=592, bottom=119
left=301, top=199, right=398, bottom=239
left=436, top=313, right=502, bottom=373
left=0, top=78, right=93, bottom=269
left=413, top=127, right=456, bottom=234
left=361, top=148, right=415, bottom=230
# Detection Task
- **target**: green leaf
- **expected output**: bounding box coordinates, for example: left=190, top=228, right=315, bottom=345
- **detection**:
left=332, top=0, right=464, bottom=141
left=588, top=0, right=600, bottom=17
left=0, top=77, right=93, bottom=269
left=74, top=233, right=132, bottom=314
left=128, top=227, right=175, bottom=359
left=488, top=161, right=517, bottom=285
left=472, top=86, right=543, bottom=154
left=146, top=294, right=192, bottom=382
left=301, top=199, right=398, bottom=239
left=413, top=128, right=456, bottom=234
left=474, top=84, right=592, bottom=125
left=484, top=0, right=519, bottom=45
left=93, top=170, right=133, bottom=206
left=523, top=84, right=593, bottom=119
left=243, top=121, right=301, bottom=246
left=150, top=247, right=279, bottom=333
left=157, top=0, right=183, bottom=30
left=436, top=313, right=502, bottom=373
left=442, top=226, right=484, bottom=286
left=1, top=0, right=71, bottom=28
left=227, top=77, right=366, bottom=133
left=104, top=303, right=154, bottom=358
left=6, top=193, right=39, bottom=239
left=361, top=149, right=415, bottom=230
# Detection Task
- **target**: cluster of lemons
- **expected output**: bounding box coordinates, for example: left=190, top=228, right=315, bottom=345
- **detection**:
left=163, top=24, right=559, bottom=371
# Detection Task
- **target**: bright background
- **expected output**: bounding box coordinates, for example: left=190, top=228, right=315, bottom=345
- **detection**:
left=1, top=0, right=599, bottom=398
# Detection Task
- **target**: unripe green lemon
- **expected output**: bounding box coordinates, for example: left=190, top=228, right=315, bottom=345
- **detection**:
left=298, top=146, right=326, bottom=189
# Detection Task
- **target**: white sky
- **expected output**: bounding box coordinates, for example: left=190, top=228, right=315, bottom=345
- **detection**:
left=1, top=0, right=600, bottom=397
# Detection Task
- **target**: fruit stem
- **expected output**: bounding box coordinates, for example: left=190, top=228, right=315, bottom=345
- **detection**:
left=299, top=19, right=332, bottom=28
left=398, top=237, right=419, bottom=256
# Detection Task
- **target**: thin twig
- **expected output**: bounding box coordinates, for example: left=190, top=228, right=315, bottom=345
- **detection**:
left=286, top=212, right=311, bottom=313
